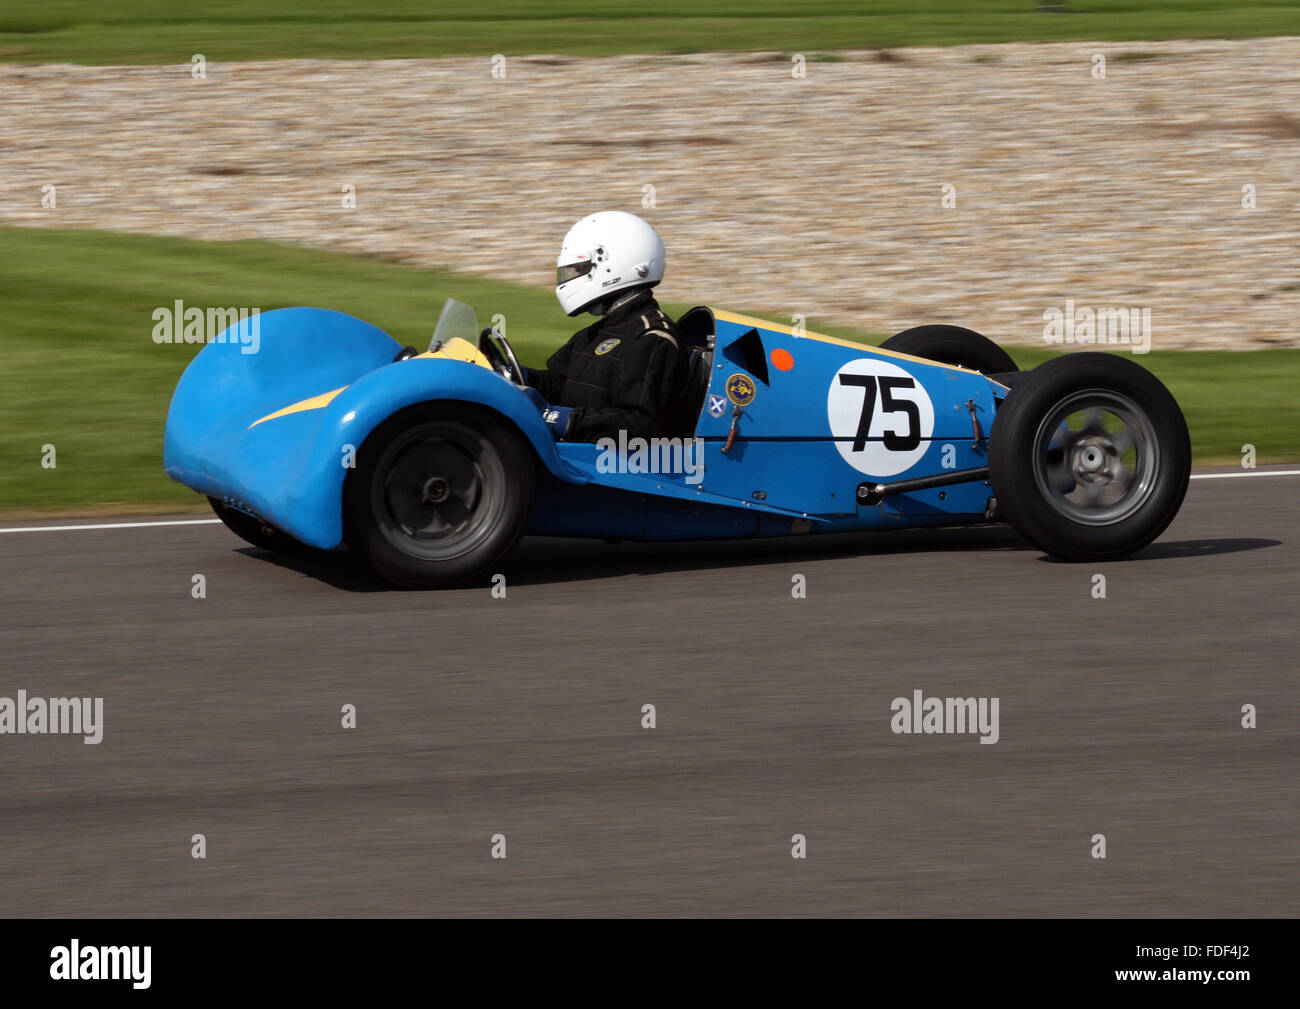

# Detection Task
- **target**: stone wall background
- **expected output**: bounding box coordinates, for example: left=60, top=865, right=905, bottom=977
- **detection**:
left=2, top=37, right=1298, bottom=348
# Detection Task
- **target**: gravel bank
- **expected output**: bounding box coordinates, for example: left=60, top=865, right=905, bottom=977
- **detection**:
left=3, top=38, right=1298, bottom=348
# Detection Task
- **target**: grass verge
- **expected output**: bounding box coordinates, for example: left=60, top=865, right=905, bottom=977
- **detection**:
left=1, top=225, right=1294, bottom=513
left=2, top=2, right=1299, bottom=64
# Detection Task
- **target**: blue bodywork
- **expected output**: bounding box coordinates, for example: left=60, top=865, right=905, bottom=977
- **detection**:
left=164, top=306, right=1006, bottom=549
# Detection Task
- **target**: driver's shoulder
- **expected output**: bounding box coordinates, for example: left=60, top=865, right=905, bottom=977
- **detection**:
left=627, top=300, right=682, bottom=352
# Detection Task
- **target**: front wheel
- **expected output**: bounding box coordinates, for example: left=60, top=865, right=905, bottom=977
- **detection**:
left=989, top=353, right=1190, bottom=561
left=344, top=403, right=535, bottom=588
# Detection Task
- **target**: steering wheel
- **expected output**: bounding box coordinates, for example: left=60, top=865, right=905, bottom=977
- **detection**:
left=479, top=326, right=526, bottom=386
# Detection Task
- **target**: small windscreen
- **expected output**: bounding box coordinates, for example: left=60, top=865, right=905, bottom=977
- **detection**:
left=430, top=298, right=480, bottom=351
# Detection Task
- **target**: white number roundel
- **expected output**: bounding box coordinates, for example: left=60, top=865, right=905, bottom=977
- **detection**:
left=826, top=358, right=934, bottom=477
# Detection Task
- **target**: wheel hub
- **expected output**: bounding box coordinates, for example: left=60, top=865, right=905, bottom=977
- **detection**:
left=1072, top=438, right=1116, bottom=484
left=422, top=475, right=451, bottom=504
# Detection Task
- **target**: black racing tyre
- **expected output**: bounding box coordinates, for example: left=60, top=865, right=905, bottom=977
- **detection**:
left=988, top=353, right=1190, bottom=562
left=344, top=402, right=534, bottom=588
left=208, top=497, right=304, bottom=552
left=881, top=324, right=1017, bottom=374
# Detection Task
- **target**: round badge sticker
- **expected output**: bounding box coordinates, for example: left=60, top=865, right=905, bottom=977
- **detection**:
left=726, top=373, right=756, bottom=406
left=594, top=338, right=620, bottom=356
left=826, top=358, right=934, bottom=477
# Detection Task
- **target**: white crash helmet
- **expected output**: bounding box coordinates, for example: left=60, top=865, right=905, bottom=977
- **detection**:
left=555, top=211, right=666, bottom=316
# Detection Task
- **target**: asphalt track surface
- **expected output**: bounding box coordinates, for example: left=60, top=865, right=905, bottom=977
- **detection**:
left=1, top=469, right=1295, bottom=917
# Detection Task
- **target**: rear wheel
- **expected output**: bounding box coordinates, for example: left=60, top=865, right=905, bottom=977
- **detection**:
left=208, top=497, right=304, bottom=552
left=989, top=353, right=1190, bottom=561
left=881, top=324, right=1017, bottom=374
left=344, top=403, right=534, bottom=588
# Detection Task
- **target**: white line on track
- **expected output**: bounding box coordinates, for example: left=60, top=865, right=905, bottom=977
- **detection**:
left=0, top=470, right=1295, bottom=534
left=1189, top=470, right=1300, bottom=480
left=0, top=519, right=222, bottom=534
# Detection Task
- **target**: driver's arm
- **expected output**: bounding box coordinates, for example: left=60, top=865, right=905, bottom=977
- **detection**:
left=523, top=339, right=574, bottom=403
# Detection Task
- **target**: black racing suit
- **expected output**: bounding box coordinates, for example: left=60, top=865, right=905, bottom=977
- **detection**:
left=524, top=288, right=686, bottom=443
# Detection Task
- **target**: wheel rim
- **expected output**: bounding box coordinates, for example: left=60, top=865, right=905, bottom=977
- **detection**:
left=1031, top=388, right=1160, bottom=526
left=370, top=421, right=507, bottom=561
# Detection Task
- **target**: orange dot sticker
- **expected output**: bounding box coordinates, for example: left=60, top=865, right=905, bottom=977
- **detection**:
left=770, top=348, right=794, bottom=372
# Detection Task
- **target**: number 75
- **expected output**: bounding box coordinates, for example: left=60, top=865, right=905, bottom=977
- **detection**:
left=838, top=374, right=921, bottom=452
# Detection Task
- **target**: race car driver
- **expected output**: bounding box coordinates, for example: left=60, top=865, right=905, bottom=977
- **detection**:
left=524, top=211, right=686, bottom=443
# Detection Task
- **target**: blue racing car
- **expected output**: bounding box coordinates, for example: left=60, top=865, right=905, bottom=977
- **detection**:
left=164, top=300, right=1191, bottom=587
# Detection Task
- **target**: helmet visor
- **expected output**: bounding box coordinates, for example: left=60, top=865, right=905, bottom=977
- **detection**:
left=557, top=260, right=594, bottom=286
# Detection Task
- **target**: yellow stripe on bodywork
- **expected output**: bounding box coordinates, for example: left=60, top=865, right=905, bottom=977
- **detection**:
left=249, top=386, right=348, bottom=428
left=246, top=338, right=493, bottom=429
left=711, top=308, right=997, bottom=378
left=415, top=336, right=492, bottom=368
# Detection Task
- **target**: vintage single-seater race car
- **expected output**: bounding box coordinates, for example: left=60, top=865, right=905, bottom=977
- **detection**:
left=164, top=300, right=1191, bottom=587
